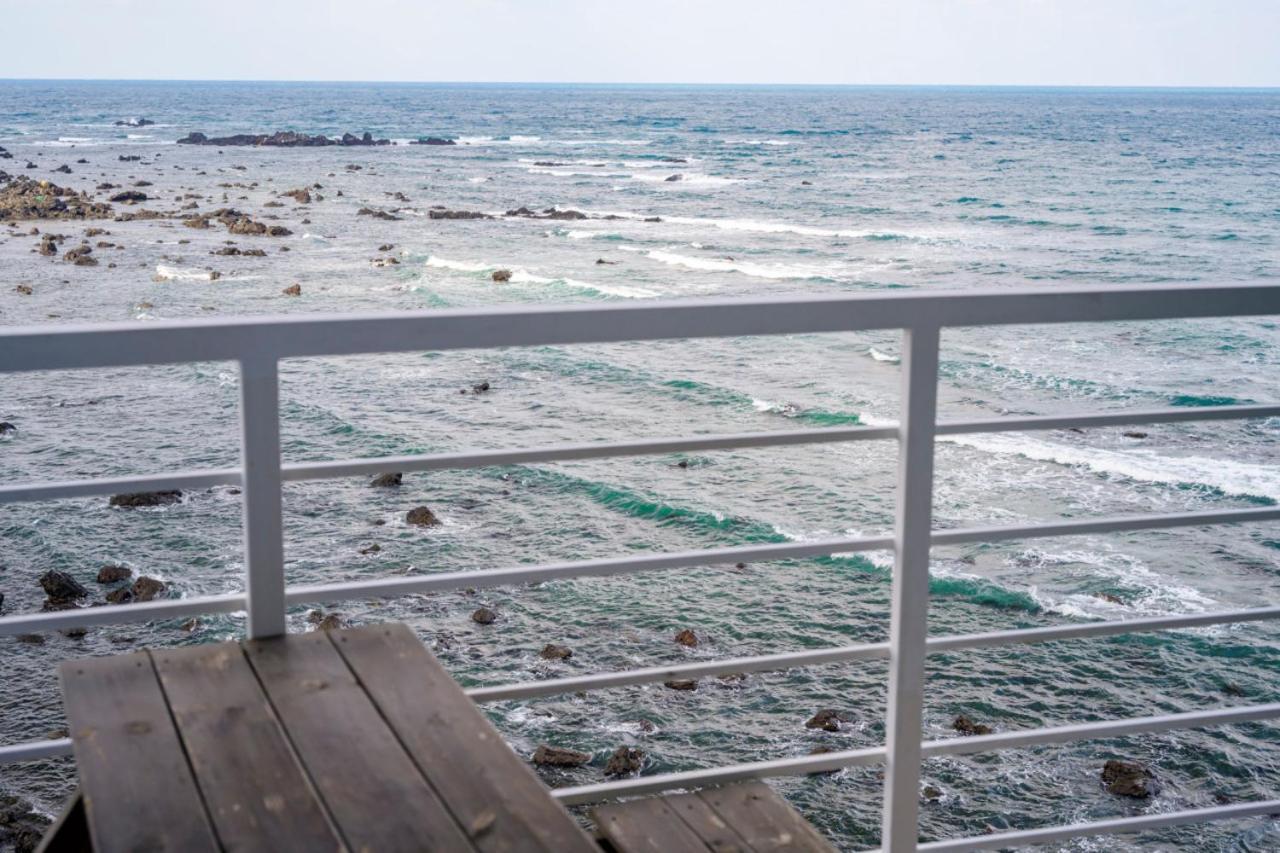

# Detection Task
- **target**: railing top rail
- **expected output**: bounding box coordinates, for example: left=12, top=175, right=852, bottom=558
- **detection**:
left=3, top=283, right=1279, bottom=373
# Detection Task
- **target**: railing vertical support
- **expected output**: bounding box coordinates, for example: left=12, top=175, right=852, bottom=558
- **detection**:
left=880, top=324, right=941, bottom=853
left=239, top=355, right=287, bottom=639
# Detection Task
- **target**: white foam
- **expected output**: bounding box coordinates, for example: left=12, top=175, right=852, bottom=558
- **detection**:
left=642, top=248, right=838, bottom=280
left=426, top=255, right=492, bottom=273
left=583, top=208, right=892, bottom=239
left=631, top=173, right=748, bottom=187
left=722, top=138, right=792, bottom=146
left=868, top=347, right=900, bottom=364
left=154, top=265, right=218, bottom=282
left=426, top=256, right=656, bottom=298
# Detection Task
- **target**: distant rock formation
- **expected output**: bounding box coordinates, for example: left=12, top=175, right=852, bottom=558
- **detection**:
left=177, top=130, right=392, bottom=147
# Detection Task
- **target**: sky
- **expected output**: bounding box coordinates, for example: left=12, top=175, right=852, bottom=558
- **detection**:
left=3, top=0, right=1278, bottom=87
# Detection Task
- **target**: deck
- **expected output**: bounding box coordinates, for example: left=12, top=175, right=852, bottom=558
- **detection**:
left=54, top=623, right=835, bottom=852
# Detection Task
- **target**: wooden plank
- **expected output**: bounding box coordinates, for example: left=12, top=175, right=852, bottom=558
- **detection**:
left=592, top=796, right=712, bottom=852
left=697, top=782, right=836, bottom=853
left=328, top=623, right=597, bottom=852
left=59, top=653, right=220, bottom=853
left=244, top=630, right=475, bottom=852
left=34, top=790, right=90, bottom=853
left=662, top=791, right=752, bottom=852
left=151, top=642, right=343, bottom=852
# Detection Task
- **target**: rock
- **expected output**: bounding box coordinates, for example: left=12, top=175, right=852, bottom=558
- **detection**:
left=505, top=206, right=537, bottom=217
left=595, top=258, right=617, bottom=265
left=313, top=612, right=345, bottom=631
left=109, top=190, right=147, bottom=203
left=356, top=207, right=400, bottom=221
left=532, top=744, right=590, bottom=767
left=180, top=618, right=200, bottom=632
left=359, top=543, right=381, bottom=555
left=805, top=709, right=851, bottom=732
left=1095, top=592, right=1124, bottom=605
left=370, top=472, right=402, bottom=487
left=54, top=164, right=72, bottom=174
left=15, top=634, right=45, bottom=644
left=410, top=137, right=457, bottom=146
left=922, top=785, right=944, bottom=801
left=1101, top=760, right=1158, bottom=798
left=604, top=746, right=644, bottom=777
left=1123, top=431, right=1149, bottom=439
left=0, top=146, right=9, bottom=160
left=178, top=130, right=392, bottom=147
left=952, top=714, right=992, bottom=736
left=664, top=174, right=683, bottom=182
left=130, top=576, right=166, bottom=602
left=663, top=679, right=698, bottom=691
left=540, top=643, right=573, bottom=660
left=0, top=793, right=52, bottom=853
left=64, top=245, right=98, bottom=266
left=0, top=422, right=16, bottom=435
left=469, top=382, right=491, bottom=394
left=106, top=587, right=133, bottom=604
left=471, top=606, right=497, bottom=625
left=491, top=269, right=512, bottom=282
left=14, top=284, right=30, bottom=295
left=118, top=154, right=142, bottom=162
left=109, top=490, right=182, bottom=507
left=377, top=243, right=394, bottom=251
left=674, top=629, right=698, bottom=647
left=544, top=208, right=587, bottom=220
left=406, top=505, right=441, bottom=527
left=282, top=283, right=302, bottom=296
left=280, top=188, right=312, bottom=204
left=39, top=570, right=88, bottom=603
left=96, top=565, right=133, bottom=584
left=114, top=117, right=155, bottom=127
left=801, top=180, right=813, bottom=186
left=0, top=176, right=113, bottom=221
left=428, top=209, right=492, bottom=220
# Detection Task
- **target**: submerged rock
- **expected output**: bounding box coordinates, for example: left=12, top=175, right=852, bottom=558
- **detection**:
left=428, top=209, right=492, bottom=220
left=114, top=118, right=155, bottom=127
left=539, top=643, right=573, bottom=660
left=532, top=744, right=590, bottom=767
left=604, top=746, right=644, bottom=777
left=282, top=283, right=302, bottom=296
left=0, top=794, right=51, bottom=853
left=370, top=472, right=402, bottom=488
left=109, top=490, right=182, bottom=508
left=674, top=628, right=698, bottom=647
left=663, top=679, right=698, bottom=691
left=952, top=714, right=992, bottom=736
left=805, top=709, right=852, bottom=732
left=410, top=137, right=457, bottom=146
left=1101, top=760, right=1158, bottom=798
left=471, top=606, right=497, bottom=625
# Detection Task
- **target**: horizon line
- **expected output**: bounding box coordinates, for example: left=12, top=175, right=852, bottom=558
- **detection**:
left=1, top=77, right=1279, bottom=91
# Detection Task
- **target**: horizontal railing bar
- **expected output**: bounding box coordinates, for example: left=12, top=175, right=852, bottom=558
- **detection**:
left=284, top=534, right=896, bottom=605
left=933, top=505, right=1280, bottom=547
left=920, top=702, right=1280, bottom=760
left=0, top=593, right=246, bottom=637
left=936, top=403, right=1280, bottom=435
left=282, top=425, right=900, bottom=481
left=0, top=738, right=73, bottom=764
left=467, top=605, right=1280, bottom=703
left=3, top=284, right=1279, bottom=373
left=913, top=798, right=1280, bottom=852
left=466, top=640, right=893, bottom=703
left=552, top=745, right=887, bottom=806
left=0, top=468, right=241, bottom=506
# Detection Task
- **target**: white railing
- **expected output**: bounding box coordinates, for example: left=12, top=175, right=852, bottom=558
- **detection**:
left=3, top=283, right=1280, bottom=851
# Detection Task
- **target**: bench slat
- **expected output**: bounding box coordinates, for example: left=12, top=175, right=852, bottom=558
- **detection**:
left=593, top=795, right=715, bottom=852
left=698, top=782, right=836, bottom=853
left=244, top=630, right=476, bottom=852
left=663, top=791, right=752, bottom=852
left=59, top=653, right=219, bottom=853
left=330, top=623, right=597, bottom=853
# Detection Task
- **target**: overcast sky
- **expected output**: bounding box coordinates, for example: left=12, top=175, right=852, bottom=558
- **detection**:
left=3, top=0, right=1278, bottom=87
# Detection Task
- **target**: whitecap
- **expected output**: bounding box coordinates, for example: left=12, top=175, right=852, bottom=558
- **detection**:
left=154, top=265, right=219, bottom=282
left=642, top=248, right=838, bottom=280
left=868, top=347, right=900, bottom=364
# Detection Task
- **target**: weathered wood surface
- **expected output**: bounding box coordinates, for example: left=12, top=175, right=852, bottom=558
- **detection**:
left=592, top=780, right=836, bottom=853
left=58, top=622, right=597, bottom=853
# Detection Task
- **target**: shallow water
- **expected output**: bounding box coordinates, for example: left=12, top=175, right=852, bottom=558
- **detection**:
left=2, top=82, right=1280, bottom=850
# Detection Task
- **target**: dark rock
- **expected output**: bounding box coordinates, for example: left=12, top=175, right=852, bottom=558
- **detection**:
left=595, top=258, right=617, bottom=265
left=643, top=216, right=662, bottom=223
left=377, top=243, right=394, bottom=251
left=110, top=190, right=147, bottom=203
left=604, top=746, right=644, bottom=777
left=540, top=643, right=573, bottom=660
left=109, top=490, right=182, bottom=508
left=16, top=634, right=45, bottom=644
left=544, top=208, right=587, bottom=220
left=106, top=587, right=133, bottom=604
left=922, top=785, right=944, bottom=801
left=663, top=679, right=698, bottom=691
left=313, top=612, right=345, bottom=631
left=114, top=118, right=155, bottom=127
left=406, top=505, right=441, bottom=526
left=118, top=155, right=142, bottom=162
left=130, top=576, right=166, bottom=602
left=428, top=209, right=492, bottom=220
left=952, top=714, right=993, bottom=736
left=674, top=628, right=698, bottom=647
left=359, top=543, right=381, bottom=555
left=410, top=137, right=457, bottom=146
left=370, top=472, right=402, bottom=487
left=0, top=146, right=10, bottom=160
left=0, top=176, right=113, bottom=221
left=96, top=565, right=133, bottom=584
left=282, top=283, right=302, bottom=296
left=491, top=269, right=512, bottom=283
left=801, top=180, right=813, bottom=186
left=1101, top=760, right=1158, bottom=798
left=39, top=570, right=88, bottom=602
left=505, top=206, right=537, bottom=217
left=805, top=709, right=851, bottom=732
left=1123, top=431, right=1149, bottom=439
left=471, top=606, right=497, bottom=625
left=0, top=793, right=51, bottom=853
left=178, top=130, right=392, bottom=147
left=664, top=174, right=683, bottom=182
left=54, top=164, right=72, bottom=174
left=356, top=207, right=400, bottom=221
left=470, top=382, right=491, bottom=394
left=0, top=421, right=15, bottom=434
left=532, top=744, right=590, bottom=767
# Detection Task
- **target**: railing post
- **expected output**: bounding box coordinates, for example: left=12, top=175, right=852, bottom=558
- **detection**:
left=239, top=354, right=287, bottom=639
left=880, top=324, right=941, bottom=853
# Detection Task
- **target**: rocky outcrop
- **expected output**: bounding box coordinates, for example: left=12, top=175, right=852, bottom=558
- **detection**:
left=540, top=643, right=572, bottom=660
left=428, top=209, right=492, bottom=220
left=471, top=607, right=497, bottom=625
left=40, top=570, right=88, bottom=609
left=177, top=130, right=392, bottom=147
left=96, top=565, right=132, bottom=584
left=604, top=746, right=643, bottom=777
left=406, top=506, right=441, bottom=527
left=114, top=118, right=155, bottom=127
left=0, top=175, right=112, bottom=221
left=805, top=709, right=852, bottom=732
left=532, top=745, right=590, bottom=767
left=282, top=283, right=302, bottom=296
left=674, top=629, right=698, bottom=647
left=280, top=188, right=312, bottom=204
left=308, top=610, right=345, bottom=631
left=356, top=207, right=400, bottom=221
left=504, top=207, right=588, bottom=220
left=663, top=679, right=698, bottom=691
left=1101, top=760, right=1159, bottom=798
left=491, top=269, right=512, bottom=282
left=370, top=472, right=402, bottom=488
left=131, top=576, right=166, bottom=602
left=952, top=715, right=992, bottom=736
left=410, top=137, right=457, bottom=146
left=109, top=490, right=182, bottom=508
left=0, top=794, right=51, bottom=853
left=109, top=190, right=147, bottom=203
left=183, top=208, right=290, bottom=236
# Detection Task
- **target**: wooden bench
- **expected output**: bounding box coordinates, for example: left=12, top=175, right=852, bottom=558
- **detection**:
left=592, top=781, right=837, bottom=853
left=57, top=623, right=597, bottom=852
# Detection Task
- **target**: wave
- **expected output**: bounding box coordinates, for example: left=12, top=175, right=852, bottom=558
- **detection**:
left=868, top=347, right=900, bottom=364
left=635, top=248, right=840, bottom=281
left=154, top=265, right=220, bottom=282
left=630, top=173, right=748, bottom=187
left=583, top=208, right=910, bottom=240
left=424, top=255, right=659, bottom=298
left=721, top=138, right=792, bottom=146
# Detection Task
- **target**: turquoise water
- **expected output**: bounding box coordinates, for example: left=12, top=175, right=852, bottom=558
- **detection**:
left=2, top=82, right=1280, bottom=850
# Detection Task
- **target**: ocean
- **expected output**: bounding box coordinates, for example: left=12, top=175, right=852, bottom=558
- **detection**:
left=1, top=80, right=1279, bottom=850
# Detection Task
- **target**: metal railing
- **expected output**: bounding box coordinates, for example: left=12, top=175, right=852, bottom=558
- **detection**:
left=3, top=283, right=1280, bottom=851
